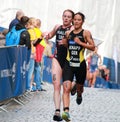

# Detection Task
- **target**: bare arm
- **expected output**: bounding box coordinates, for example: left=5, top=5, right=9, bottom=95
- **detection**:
left=84, top=30, right=95, bottom=51
left=46, top=24, right=60, bottom=40
left=98, top=53, right=102, bottom=65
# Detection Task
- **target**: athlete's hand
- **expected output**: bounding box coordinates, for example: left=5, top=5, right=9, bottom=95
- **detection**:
left=58, top=38, right=67, bottom=46
left=49, top=54, right=54, bottom=59
left=74, top=37, right=82, bottom=45
left=58, top=40, right=63, bottom=45
left=44, top=33, right=50, bottom=41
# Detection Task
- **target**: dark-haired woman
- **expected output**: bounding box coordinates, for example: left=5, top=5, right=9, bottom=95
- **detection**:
left=62, top=12, right=95, bottom=121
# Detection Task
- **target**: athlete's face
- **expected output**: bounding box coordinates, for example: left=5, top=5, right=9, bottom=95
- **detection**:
left=73, top=14, right=83, bottom=29
left=62, top=11, right=73, bottom=26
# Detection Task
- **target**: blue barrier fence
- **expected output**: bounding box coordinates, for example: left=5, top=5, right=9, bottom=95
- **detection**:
left=85, top=77, right=120, bottom=89
left=42, top=56, right=52, bottom=83
left=0, top=46, right=30, bottom=101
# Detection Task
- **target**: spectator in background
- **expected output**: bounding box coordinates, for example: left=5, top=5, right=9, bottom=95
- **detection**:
left=26, top=17, right=45, bottom=92
left=33, top=18, right=46, bottom=91
left=9, top=10, right=24, bottom=31
left=6, top=15, right=30, bottom=47
left=19, top=16, right=31, bottom=49
left=26, top=17, right=38, bottom=91
left=98, top=65, right=110, bottom=81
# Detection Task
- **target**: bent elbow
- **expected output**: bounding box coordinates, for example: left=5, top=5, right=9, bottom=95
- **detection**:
left=91, top=46, right=95, bottom=51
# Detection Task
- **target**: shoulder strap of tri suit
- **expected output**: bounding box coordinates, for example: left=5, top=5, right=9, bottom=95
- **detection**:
left=56, top=25, right=62, bottom=31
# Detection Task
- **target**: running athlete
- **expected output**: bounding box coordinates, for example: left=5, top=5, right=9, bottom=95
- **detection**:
left=46, top=9, right=74, bottom=121
left=87, top=46, right=102, bottom=87
left=62, top=12, right=95, bottom=121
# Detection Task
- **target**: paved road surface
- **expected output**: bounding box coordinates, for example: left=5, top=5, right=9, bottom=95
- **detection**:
left=0, top=82, right=120, bottom=122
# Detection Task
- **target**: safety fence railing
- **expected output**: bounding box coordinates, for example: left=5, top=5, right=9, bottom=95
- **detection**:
left=0, top=45, right=31, bottom=112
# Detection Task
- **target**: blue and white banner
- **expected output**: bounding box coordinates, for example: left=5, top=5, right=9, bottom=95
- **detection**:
left=0, top=46, right=29, bottom=101
left=42, top=56, right=52, bottom=83
left=42, top=41, right=56, bottom=83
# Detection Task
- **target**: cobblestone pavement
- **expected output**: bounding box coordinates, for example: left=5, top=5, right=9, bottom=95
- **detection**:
left=0, top=82, right=120, bottom=122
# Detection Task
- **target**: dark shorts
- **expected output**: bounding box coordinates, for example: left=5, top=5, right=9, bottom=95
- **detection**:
left=63, top=60, right=87, bottom=85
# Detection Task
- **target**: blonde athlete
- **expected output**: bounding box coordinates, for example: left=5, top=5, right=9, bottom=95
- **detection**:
left=46, top=9, right=74, bottom=121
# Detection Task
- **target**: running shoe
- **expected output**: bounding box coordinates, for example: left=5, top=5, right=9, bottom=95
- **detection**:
left=53, top=114, right=63, bottom=121
left=71, top=84, right=76, bottom=96
left=76, top=94, right=82, bottom=105
left=62, top=111, right=71, bottom=122
left=38, top=88, right=46, bottom=91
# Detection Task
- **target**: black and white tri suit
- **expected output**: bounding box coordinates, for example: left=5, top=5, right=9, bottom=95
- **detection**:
left=54, top=25, right=72, bottom=69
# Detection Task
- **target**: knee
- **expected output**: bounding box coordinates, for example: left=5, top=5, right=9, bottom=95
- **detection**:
left=53, top=82, right=61, bottom=91
left=64, top=88, right=71, bottom=94
left=63, top=84, right=71, bottom=94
